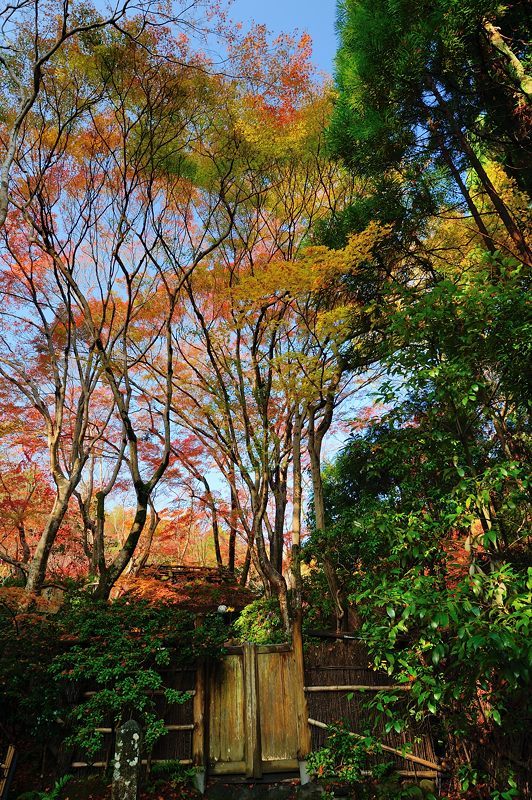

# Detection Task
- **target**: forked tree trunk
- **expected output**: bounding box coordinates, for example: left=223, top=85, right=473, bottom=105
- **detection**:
left=252, top=508, right=291, bottom=633
left=94, top=492, right=149, bottom=599
left=131, top=502, right=160, bottom=575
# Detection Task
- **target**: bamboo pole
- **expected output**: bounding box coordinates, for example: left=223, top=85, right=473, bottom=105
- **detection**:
left=243, top=642, right=262, bottom=779
left=71, top=759, right=193, bottom=768
left=94, top=724, right=194, bottom=733
left=304, top=685, right=411, bottom=692
left=308, top=719, right=443, bottom=772
left=293, top=616, right=312, bottom=758
left=83, top=690, right=195, bottom=697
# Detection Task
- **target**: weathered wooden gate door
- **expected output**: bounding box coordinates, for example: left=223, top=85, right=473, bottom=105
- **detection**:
left=207, top=641, right=310, bottom=777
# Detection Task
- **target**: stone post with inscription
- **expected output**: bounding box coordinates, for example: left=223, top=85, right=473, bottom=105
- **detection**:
left=112, top=720, right=141, bottom=800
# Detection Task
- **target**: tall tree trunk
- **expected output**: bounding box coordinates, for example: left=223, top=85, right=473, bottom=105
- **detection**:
left=25, top=487, right=72, bottom=593
left=202, top=477, right=222, bottom=569
left=308, top=401, right=344, bottom=631
left=228, top=468, right=238, bottom=574
left=290, top=408, right=303, bottom=619
left=240, top=538, right=252, bottom=586
left=430, top=79, right=531, bottom=262
left=271, top=478, right=288, bottom=575
left=92, top=490, right=107, bottom=577
left=131, top=502, right=160, bottom=575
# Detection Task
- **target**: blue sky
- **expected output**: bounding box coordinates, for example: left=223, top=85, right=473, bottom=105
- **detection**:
left=228, top=0, right=338, bottom=73
left=95, top=0, right=338, bottom=74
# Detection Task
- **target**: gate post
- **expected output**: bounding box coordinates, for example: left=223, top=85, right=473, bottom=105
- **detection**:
left=193, top=660, right=208, bottom=792
left=243, top=642, right=262, bottom=779
left=293, top=615, right=312, bottom=759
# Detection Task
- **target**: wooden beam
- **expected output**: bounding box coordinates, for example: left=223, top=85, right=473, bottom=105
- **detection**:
left=308, top=719, right=443, bottom=772
left=192, top=662, right=207, bottom=768
left=165, top=724, right=195, bottom=731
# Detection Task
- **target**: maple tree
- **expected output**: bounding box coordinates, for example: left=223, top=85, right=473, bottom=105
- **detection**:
left=0, top=0, right=218, bottom=229
left=1, top=7, right=370, bottom=606
left=0, top=19, right=211, bottom=591
left=168, top=198, right=384, bottom=629
left=0, top=1, right=529, bottom=796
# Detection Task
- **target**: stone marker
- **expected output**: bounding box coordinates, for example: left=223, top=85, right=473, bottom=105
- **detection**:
left=112, top=720, right=141, bottom=800
left=299, top=760, right=311, bottom=785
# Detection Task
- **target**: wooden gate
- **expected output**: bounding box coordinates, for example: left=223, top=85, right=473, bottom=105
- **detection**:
left=200, top=640, right=311, bottom=778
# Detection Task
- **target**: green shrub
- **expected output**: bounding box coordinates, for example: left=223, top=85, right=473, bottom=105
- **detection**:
left=16, top=774, right=72, bottom=800
left=0, top=598, right=62, bottom=743
left=307, top=725, right=439, bottom=799
left=233, top=597, right=287, bottom=644
left=147, top=759, right=197, bottom=792
left=50, top=596, right=226, bottom=760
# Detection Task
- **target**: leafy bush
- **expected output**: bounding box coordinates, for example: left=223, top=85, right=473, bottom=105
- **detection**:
left=15, top=775, right=72, bottom=800
left=301, top=570, right=336, bottom=633
left=1, top=590, right=227, bottom=765
left=232, top=597, right=287, bottom=644
left=147, top=759, right=197, bottom=791
left=306, top=724, right=378, bottom=785
left=50, top=595, right=226, bottom=759
left=306, top=725, right=438, bottom=799
left=0, top=592, right=63, bottom=743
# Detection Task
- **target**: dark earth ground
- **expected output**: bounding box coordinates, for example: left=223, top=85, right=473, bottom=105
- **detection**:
left=10, top=772, right=328, bottom=799
left=11, top=769, right=438, bottom=799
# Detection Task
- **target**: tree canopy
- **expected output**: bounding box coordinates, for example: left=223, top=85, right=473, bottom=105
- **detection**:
left=0, top=0, right=530, bottom=796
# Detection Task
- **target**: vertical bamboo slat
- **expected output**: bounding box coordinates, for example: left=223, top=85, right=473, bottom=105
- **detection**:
left=243, top=643, right=262, bottom=778
left=292, top=618, right=312, bottom=759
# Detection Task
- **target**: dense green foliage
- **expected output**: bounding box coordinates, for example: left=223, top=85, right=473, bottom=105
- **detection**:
left=331, top=0, right=531, bottom=196
left=305, top=254, right=531, bottom=795
left=307, top=725, right=438, bottom=799
left=304, top=0, right=531, bottom=795
left=232, top=597, right=288, bottom=644
left=0, top=595, right=226, bottom=761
